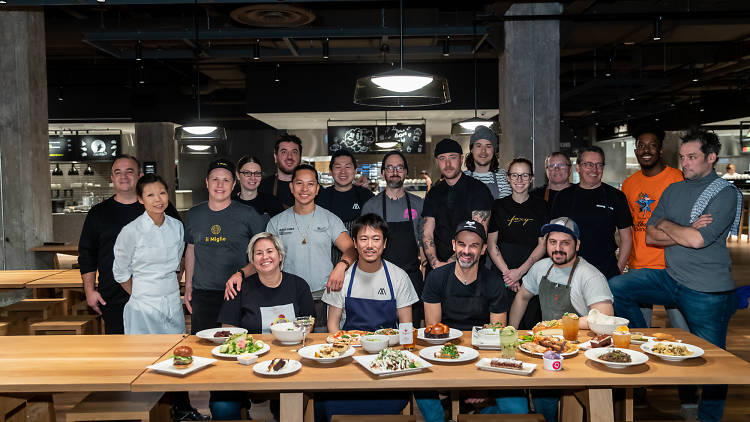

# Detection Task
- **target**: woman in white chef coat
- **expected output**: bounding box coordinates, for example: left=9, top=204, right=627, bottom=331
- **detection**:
left=113, top=174, right=185, bottom=334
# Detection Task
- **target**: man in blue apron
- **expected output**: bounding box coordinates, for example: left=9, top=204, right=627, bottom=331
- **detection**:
left=610, top=128, right=740, bottom=422
left=319, top=213, right=418, bottom=421
left=361, top=151, right=426, bottom=326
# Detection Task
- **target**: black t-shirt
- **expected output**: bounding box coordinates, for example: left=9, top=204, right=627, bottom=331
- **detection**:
left=488, top=195, right=549, bottom=269
left=258, top=174, right=294, bottom=208
left=422, top=264, right=509, bottom=331
left=233, top=193, right=285, bottom=219
left=315, top=185, right=374, bottom=224
left=550, top=183, right=632, bottom=278
left=217, top=272, right=315, bottom=334
left=422, top=174, right=494, bottom=262
left=530, top=185, right=562, bottom=206
left=78, top=196, right=181, bottom=304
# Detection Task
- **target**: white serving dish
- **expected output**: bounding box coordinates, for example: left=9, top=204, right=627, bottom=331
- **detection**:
left=417, top=327, right=462, bottom=345
left=353, top=350, right=432, bottom=377
left=419, top=345, right=479, bottom=363
left=211, top=342, right=270, bottom=359
left=270, top=322, right=306, bottom=345
left=196, top=327, right=248, bottom=344
left=253, top=359, right=302, bottom=376
left=584, top=347, right=649, bottom=369
left=373, top=329, right=401, bottom=346
left=146, top=356, right=216, bottom=376
left=587, top=317, right=630, bottom=335
left=640, top=341, right=704, bottom=362
left=475, top=358, right=536, bottom=376
left=361, top=335, right=390, bottom=354
left=297, top=344, right=355, bottom=364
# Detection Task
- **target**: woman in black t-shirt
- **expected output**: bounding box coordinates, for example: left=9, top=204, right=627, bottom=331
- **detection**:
left=487, top=158, right=549, bottom=330
left=234, top=156, right=285, bottom=218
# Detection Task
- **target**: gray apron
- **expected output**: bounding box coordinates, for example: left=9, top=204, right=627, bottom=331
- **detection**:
left=538, top=257, right=580, bottom=321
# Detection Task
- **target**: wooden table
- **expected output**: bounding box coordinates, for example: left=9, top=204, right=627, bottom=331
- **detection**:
left=30, top=243, right=79, bottom=255
left=26, top=269, right=85, bottom=289
left=0, top=270, right=68, bottom=307
left=132, top=329, right=750, bottom=422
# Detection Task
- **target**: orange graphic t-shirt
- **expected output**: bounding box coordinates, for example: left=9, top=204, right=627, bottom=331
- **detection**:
left=620, top=166, right=684, bottom=269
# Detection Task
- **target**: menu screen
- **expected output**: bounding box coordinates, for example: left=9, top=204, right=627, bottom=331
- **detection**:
left=328, top=124, right=426, bottom=154
left=80, top=135, right=120, bottom=161
left=48, top=136, right=77, bottom=161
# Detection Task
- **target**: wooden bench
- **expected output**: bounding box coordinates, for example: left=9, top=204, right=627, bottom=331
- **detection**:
left=30, top=315, right=97, bottom=335
left=0, top=395, right=55, bottom=422
left=66, top=392, right=167, bottom=422
left=0, top=298, right=67, bottom=320
left=457, top=414, right=546, bottom=422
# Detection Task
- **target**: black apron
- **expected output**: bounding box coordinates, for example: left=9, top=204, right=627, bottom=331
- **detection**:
left=538, top=257, right=580, bottom=321
left=380, top=193, right=425, bottom=324
left=442, top=266, right=490, bottom=331
left=320, top=187, right=366, bottom=265
left=434, top=185, right=461, bottom=263
left=272, top=177, right=291, bottom=210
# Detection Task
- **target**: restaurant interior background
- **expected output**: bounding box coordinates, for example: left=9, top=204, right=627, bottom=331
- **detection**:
left=3, top=0, right=750, bottom=268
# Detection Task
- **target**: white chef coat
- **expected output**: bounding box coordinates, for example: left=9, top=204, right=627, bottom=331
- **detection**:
left=113, top=211, right=186, bottom=334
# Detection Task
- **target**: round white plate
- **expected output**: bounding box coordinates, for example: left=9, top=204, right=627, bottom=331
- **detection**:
left=211, top=342, right=270, bottom=359
left=518, top=342, right=578, bottom=357
left=640, top=341, right=704, bottom=362
left=196, top=327, right=248, bottom=344
left=417, top=328, right=463, bottom=344
left=584, top=347, right=649, bottom=369
left=297, top=344, right=356, bottom=364
left=253, top=359, right=302, bottom=376
left=419, top=345, right=479, bottom=363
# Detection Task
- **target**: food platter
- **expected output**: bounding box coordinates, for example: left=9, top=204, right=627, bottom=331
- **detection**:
left=584, top=348, right=649, bottom=369
left=297, top=344, right=356, bottom=364
left=147, top=356, right=216, bottom=376
left=417, top=327, right=462, bottom=345
left=640, top=341, right=704, bottom=362
left=353, top=349, right=432, bottom=377
left=212, top=342, right=270, bottom=359
left=326, top=330, right=370, bottom=347
left=419, top=345, right=479, bottom=363
left=518, top=340, right=578, bottom=357
left=196, top=327, right=248, bottom=344
left=475, top=358, right=536, bottom=376
left=252, top=359, right=302, bottom=376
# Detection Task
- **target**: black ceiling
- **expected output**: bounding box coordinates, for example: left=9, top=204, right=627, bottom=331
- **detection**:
left=6, top=0, right=749, bottom=139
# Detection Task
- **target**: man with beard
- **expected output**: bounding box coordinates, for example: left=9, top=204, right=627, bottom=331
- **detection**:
left=551, top=146, right=633, bottom=279
left=361, top=151, right=426, bottom=325
left=258, top=134, right=302, bottom=208
left=510, top=217, right=614, bottom=329
left=422, top=138, right=493, bottom=270
left=530, top=152, right=572, bottom=205
left=464, top=126, right=512, bottom=199
left=609, top=128, right=740, bottom=422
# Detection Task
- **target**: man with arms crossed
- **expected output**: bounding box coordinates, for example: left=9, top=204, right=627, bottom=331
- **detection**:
left=258, top=134, right=302, bottom=208
left=610, top=128, right=740, bottom=422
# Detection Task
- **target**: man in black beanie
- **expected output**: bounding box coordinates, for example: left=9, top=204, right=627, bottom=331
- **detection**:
left=422, top=138, right=493, bottom=270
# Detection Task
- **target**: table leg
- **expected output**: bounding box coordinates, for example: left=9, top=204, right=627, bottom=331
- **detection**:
left=560, top=391, right=583, bottom=422
left=585, top=389, right=614, bottom=422
left=623, top=388, right=634, bottom=421
left=450, top=391, right=459, bottom=421
left=280, top=393, right=303, bottom=422
left=303, top=394, right=314, bottom=422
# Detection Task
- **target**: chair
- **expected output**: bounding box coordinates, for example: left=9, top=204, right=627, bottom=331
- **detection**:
left=66, top=392, right=167, bottom=422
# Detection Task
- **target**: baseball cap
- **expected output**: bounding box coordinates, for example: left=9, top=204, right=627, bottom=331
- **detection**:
left=454, top=220, right=487, bottom=243
left=206, top=158, right=236, bottom=180
left=540, top=217, right=581, bottom=239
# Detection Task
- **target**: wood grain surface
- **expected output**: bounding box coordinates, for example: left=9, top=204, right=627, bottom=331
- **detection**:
left=0, top=271, right=68, bottom=289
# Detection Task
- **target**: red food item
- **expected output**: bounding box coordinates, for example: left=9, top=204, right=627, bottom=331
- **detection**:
left=425, top=323, right=450, bottom=338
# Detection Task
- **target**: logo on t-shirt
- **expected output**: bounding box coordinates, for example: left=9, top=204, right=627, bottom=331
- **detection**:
left=377, top=287, right=387, bottom=296
left=506, top=215, right=533, bottom=227
left=211, top=225, right=222, bottom=235
left=352, top=203, right=360, bottom=210
left=636, top=192, right=656, bottom=215
left=205, top=224, right=227, bottom=243
left=403, top=208, right=418, bottom=219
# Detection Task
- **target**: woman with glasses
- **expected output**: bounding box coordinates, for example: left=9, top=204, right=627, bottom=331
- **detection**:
left=234, top=156, right=285, bottom=218
left=487, top=158, right=548, bottom=329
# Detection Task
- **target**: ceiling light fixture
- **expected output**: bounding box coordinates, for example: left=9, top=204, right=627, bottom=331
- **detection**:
left=322, top=38, right=329, bottom=59
left=353, top=0, right=450, bottom=107
left=68, top=164, right=79, bottom=176
left=458, top=17, right=492, bottom=130
left=135, top=40, right=142, bottom=61
left=653, top=16, right=662, bottom=41
left=137, top=64, right=145, bottom=84
left=274, top=64, right=280, bottom=82
left=442, top=36, right=450, bottom=57
left=57, top=86, right=64, bottom=102
left=186, top=145, right=212, bottom=151
left=84, top=164, right=94, bottom=176
left=253, top=40, right=260, bottom=60
left=52, top=164, right=63, bottom=176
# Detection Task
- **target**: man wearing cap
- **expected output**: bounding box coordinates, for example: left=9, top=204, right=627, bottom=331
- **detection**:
left=509, top=217, right=614, bottom=329
left=530, top=152, right=572, bottom=205
left=258, top=133, right=302, bottom=208
left=464, top=126, right=512, bottom=200
left=361, top=151, right=426, bottom=325
left=184, top=159, right=267, bottom=335
left=422, top=138, right=494, bottom=270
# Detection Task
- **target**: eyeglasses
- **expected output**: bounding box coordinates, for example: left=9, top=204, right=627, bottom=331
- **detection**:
left=579, top=162, right=605, bottom=170
left=384, top=165, right=406, bottom=173
left=508, top=173, right=532, bottom=181
left=546, top=163, right=570, bottom=170
left=239, top=171, right=263, bottom=178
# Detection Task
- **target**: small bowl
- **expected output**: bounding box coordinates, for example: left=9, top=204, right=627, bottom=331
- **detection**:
left=361, top=335, right=390, bottom=354
left=588, top=317, right=629, bottom=335
left=373, top=330, right=400, bottom=346
left=270, top=322, right=305, bottom=345
left=543, top=356, right=564, bottom=371
left=237, top=353, right=258, bottom=365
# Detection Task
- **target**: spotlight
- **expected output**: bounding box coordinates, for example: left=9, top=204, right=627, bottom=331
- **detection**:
left=442, top=36, right=450, bottom=57
left=322, top=38, right=329, bottom=59
left=57, top=86, right=64, bottom=102
left=253, top=40, right=260, bottom=60
left=274, top=64, right=280, bottom=82
left=135, top=40, right=142, bottom=61
left=653, top=16, right=662, bottom=41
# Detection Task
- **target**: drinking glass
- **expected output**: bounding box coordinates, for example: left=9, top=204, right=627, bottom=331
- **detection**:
left=499, top=327, right=518, bottom=359
left=561, top=313, right=580, bottom=341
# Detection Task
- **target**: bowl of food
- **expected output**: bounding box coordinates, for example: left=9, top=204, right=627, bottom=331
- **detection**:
left=374, top=328, right=400, bottom=346
left=361, top=335, right=390, bottom=354
left=270, top=322, right=305, bottom=345
left=587, top=309, right=629, bottom=335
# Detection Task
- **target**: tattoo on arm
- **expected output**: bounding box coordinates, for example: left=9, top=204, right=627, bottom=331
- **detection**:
left=472, top=210, right=490, bottom=224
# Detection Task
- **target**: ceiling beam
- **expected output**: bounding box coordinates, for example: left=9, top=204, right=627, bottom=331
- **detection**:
left=282, top=37, right=299, bottom=57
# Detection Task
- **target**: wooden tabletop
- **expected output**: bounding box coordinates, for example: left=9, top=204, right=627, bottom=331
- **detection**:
left=30, top=244, right=79, bottom=255
left=132, top=329, right=750, bottom=392
left=0, top=270, right=69, bottom=289
left=0, top=334, right=184, bottom=393
left=26, top=269, right=87, bottom=289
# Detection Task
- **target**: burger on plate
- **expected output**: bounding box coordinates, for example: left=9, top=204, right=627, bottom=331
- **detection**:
left=172, top=346, right=193, bottom=368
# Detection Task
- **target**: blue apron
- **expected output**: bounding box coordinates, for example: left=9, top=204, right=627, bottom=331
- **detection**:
left=342, top=261, right=399, bottom=331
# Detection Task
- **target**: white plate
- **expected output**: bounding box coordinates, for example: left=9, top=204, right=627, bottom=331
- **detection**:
left=417, top=328, right=463, bottom=344
left=640, top=341, right=704, bottom=362
left=629, top=333, right=654, bottom=345
left=196, top=327, right=248, bottom=344
left=147, top=356, right=216, bottom=376
left=475, top=358, right=536, bottom=376
left=212, top=342, right=270, bottom=359
left=253, top=359, right=302, bottom=376
left=297, top=344, right=356, bottom=364
left=584, top=348, right=649, bottom=369
left=518, top=342, right=578, bottom=357
left=419, top=345, right=479, bottom=363
left=353, top=351, right=432, bottom=377
left=471, top=336, right=501, bottom=350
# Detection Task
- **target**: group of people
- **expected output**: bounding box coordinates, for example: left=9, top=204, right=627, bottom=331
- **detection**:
left=79, top=125, right=740, bottom=422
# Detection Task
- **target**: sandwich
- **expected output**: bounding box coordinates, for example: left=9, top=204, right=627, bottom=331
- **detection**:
left=172, top=346, right=193, bottom=368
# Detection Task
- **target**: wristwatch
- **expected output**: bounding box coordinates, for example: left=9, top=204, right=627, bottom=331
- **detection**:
left=237, top=268, right=246, bottom=279
left=337, top=258, right=351, bottom=271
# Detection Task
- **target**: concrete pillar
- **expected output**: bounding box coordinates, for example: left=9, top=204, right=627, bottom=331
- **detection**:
left=134, top=123, right=177, bottom=204
left=0, top=9, right=52, bottom=269
left=498, top=3, right=562, bottom=186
